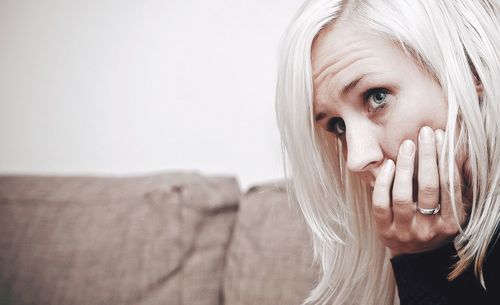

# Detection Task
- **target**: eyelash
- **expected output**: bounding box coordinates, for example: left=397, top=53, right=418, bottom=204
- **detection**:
left=325, top=88, right=390, bottom=136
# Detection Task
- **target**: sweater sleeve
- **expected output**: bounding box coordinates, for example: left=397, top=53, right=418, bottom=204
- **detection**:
left=390, top=240, right=497, bottom=305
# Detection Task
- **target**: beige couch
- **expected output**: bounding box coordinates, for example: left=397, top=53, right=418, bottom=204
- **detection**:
left=0, top=172, right=319, bottom=305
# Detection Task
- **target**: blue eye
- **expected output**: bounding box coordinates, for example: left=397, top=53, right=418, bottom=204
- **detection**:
left=366, top=88, right=389, bottom=110
left=326, top=117, right=345, bottom=136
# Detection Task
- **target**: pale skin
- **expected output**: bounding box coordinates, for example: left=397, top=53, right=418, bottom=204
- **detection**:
left=312, top=19, right=474, bottom=257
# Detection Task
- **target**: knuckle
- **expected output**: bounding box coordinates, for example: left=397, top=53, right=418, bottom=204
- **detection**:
left=396, top=232, right=412, bottom=243
left=382, top=227, right=399, bottom=240
left=416, top=230, right=435, bottom=242
left=392, top=196, right=410, bottom=206
left=372, top=203, right=388, bottom=216
left=419, top=184, right=438, bottom=197
left=382, top=231, right=393, bottom=240
left=379, top=232, right=393, bottom=244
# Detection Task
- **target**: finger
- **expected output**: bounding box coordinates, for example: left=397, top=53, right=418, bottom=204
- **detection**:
left=417, top=126, right=439, bottom=210
left=372, top=159, right=395, bottom=232
left=451, top=158, right=464, bottom=224
left=392, top=140, right=416, bottom=228
left=435, top=129, right=464, bottom=221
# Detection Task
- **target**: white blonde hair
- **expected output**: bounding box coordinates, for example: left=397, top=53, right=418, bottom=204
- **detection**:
left=275, top=1, right=500, bottom=304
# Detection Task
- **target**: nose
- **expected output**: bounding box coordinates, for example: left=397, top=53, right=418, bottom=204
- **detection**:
left=344, top=121, right=383, bottom=173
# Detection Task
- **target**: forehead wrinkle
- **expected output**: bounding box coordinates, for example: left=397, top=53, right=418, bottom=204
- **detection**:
left=313, top=48, right=375, bottom=105
left=313, top=54, right=374, bottom=110
left=313, top=54, right=358, bottom=91
left=313, top=47, right=360, bottom=82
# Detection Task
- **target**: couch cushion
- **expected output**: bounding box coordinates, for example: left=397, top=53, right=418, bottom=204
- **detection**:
left=223, top=180, right=319, bottom=305
left=0, top=172, right=240, bottom=305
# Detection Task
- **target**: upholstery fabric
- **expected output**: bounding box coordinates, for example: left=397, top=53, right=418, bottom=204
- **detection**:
left=0, top=172, right=240, bottom=305
left=223, top=180, right=319, bottom=305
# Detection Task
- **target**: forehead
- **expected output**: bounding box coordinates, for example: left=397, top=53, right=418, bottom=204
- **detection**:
left=312, top=19, right=392, bottom=77
left=311, top=20, right=412, bottom=109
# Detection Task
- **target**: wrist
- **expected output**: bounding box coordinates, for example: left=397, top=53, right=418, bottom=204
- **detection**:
left=390, top=240, right=456, bottom=261
left=389, top=236, right=458, bottom=258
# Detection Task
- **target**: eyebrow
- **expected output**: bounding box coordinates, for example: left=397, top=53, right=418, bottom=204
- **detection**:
left=314, top=73, right=370, bottom=122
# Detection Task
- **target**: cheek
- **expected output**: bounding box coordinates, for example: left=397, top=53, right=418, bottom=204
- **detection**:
left=381, top=113, right=421, bottom=160
left=401, top=79, right=448, bottom=131
left=382, top=94, right=447, bottom=159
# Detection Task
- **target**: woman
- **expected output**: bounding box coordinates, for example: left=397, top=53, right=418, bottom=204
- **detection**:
left=275, top=1, right=500, bottom=304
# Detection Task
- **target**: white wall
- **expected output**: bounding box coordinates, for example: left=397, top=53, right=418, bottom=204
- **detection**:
left=0, top=0, right=303, bottom=190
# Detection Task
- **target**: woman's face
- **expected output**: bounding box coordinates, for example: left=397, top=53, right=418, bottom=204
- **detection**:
left=312, top=20, right=449, bottom=188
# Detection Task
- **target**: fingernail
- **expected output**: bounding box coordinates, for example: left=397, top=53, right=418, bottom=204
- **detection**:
left=419, top=126, right=434, bottom=142
left=435, top=129, right=444, bottom=144
left=383, top=159, right=394, bottom=175
left=401, top=140, right=415, bottom=156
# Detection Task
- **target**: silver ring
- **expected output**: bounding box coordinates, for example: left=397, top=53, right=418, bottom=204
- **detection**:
left=417, top=204, right=441, bottom=215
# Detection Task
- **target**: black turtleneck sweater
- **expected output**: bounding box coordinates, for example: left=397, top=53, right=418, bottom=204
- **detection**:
left=390, top=232, right=500, bottom=305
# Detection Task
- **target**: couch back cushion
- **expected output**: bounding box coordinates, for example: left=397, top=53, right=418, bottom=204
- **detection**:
left=0, top=172, right=240, bottom=305
left=223, top=181, right=320, bottom=305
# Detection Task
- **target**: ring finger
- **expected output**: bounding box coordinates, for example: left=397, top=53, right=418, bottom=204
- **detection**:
left=417, top=126, right=440, bottom=211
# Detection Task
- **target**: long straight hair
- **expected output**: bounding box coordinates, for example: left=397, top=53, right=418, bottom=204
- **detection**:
left=275, top=1, right=500, bottom=304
